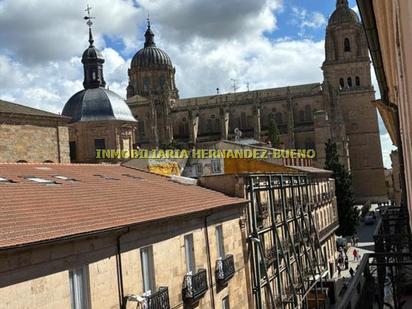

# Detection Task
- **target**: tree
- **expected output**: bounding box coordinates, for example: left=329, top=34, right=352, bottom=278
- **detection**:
left=324, top=139, right=358, bottom=236
left=268, top=119, right=281, bottom=148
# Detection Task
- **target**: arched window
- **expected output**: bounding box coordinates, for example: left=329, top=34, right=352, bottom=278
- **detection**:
left=207, top=118, right=213, bottom=132
left=275, top=112, right=283, bottom=124
left=344, top=38, right=351, bottom=52
left=339, top=78, right=344, bottom=89
left=299, top=110, right=305, bottom=122
left=355, top=76, right=360, bottom=87
left=305, top=105, right=312, bottom=121
left=347, top=77, right=352, bottom=87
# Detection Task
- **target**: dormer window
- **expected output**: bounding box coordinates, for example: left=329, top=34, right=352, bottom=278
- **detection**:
left=344, top=38, right=351, bottom=52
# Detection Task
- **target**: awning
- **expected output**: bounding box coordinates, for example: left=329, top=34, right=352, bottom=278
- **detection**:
left=373, top=99, right=399, bottom=146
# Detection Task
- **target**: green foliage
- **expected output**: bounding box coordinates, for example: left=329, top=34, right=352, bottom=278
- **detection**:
left=268, top=119, right=281, bottom=148
left=324, top=139, right=358, bottom=236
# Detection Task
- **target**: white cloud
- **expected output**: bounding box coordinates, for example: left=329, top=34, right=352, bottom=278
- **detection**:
left=291, top=7, right=327, bottom=37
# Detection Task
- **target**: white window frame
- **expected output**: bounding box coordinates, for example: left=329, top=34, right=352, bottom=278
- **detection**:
left=140, top=246, right=156, bottom=293
left=216, top=225, right=225, bottom=259
left=184, top=234, right=196, bottom=273
left=69, top=265, right=91, bottom=309
left=211, top=159, right=221, bottom=174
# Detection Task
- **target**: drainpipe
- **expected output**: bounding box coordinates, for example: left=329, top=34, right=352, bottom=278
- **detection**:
left=204, top=213, right=216, bottom=309
left=116, top=227, right=130, bottom=309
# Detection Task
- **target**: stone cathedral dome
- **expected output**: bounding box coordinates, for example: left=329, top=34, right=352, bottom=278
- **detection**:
left=328, top=0, right=360, bottom=26
left=131, top=20, right=173, bottom=68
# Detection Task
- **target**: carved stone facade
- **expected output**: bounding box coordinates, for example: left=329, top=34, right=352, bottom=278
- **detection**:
left=126, top=1, right=386, bottom=202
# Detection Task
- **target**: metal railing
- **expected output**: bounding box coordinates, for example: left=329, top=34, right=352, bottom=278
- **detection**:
left=143, top=287, right=170, bottom=309
left=182, top=269, right=208, bottom=302
left=216, top=254, right=235, bottom=284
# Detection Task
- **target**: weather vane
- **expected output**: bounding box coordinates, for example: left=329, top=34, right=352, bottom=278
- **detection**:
left=147, top=12, right=151, bottom=28
left=84, top=4, right=95, bottom=28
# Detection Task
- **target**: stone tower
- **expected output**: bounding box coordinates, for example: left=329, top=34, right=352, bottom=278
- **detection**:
left=127, top=19, right=178, bottom=147
left=62, top=14, right=136, bottom=162
left=322, top=0, right=387, bottom=202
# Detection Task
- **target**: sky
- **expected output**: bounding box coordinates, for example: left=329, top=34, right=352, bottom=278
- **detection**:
left=0, top=0, right=396, bottom=167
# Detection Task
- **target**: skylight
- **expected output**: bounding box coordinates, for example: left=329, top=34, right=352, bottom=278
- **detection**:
left=94, top=174, right=119, bottom=180
left=0, top=177, right=16, bottom=184
left=54, top=175, right=78, bottom=182
left=25, top=177, right=57, bottom=185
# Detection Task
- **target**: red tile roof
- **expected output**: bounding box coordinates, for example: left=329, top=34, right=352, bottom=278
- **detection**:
left=0, top=164, right=246, bottom=249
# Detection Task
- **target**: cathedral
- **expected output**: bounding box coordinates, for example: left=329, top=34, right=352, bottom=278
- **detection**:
left=124, top=0, right=387, bottom=202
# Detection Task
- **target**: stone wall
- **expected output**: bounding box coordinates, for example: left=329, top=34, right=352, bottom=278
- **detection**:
left=0, top=205, right=249, bottom=309
left=0, top=121, right=69, bottom=163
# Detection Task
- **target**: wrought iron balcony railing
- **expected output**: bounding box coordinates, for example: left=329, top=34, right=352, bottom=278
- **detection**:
left=182, top=269, right=208, bottom=302
left=216, top=254, right=235, bottom=284
left=143, top=287, right=170, bottom=309
left=263, top=246, right=278, bottom=267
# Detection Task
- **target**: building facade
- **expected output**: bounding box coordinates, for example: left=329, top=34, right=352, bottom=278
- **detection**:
left=0, top=99, right=70, bottom=163
left=0, top=164, right=248, bottom=309
left=126, top=0, right=386, bottom=203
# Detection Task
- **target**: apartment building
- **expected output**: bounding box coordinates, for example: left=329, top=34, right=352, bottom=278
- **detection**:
left=199, top=166, right=339, bottom=308
left=0, top=163, right=249, bottom=309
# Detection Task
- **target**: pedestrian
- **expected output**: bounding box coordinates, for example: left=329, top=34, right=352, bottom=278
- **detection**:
left=337, top=264, right=342, bottom=277
left=345, top=256, right=349, bottom=269
left=353, top=232, right=359, bottom=246
left=353, top=248, right=358, bottom=261
left=349, top=267, right=354, bottom=277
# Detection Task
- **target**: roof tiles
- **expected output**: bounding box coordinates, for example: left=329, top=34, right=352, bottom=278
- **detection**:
left=0, top=164, right=245, bottom=249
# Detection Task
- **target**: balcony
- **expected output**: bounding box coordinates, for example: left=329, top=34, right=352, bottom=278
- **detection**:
left=318, top=219, right=339, bottom=242
left=216, top=254, right=235, bottom=285
left=143, top=287, right=170, bottom=309
left=263, top=246, right=278, bottom=268
left=182, top=269, right=208, bottom=302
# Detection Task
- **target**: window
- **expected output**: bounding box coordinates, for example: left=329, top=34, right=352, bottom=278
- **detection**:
left=305, top=105, right=312, bottom=121
left=216, top=225, right=225, bottom=258
left=222, top=296, right=230, bottom=309
left=347, top=77, right=352, bottom=88
left=195, top=163, right=203, bottom=175
left=211, top=159, right=221, bottom=173
left=143, top=78, right=149, bottom=91
left=138, top=119, right=146, bottom=137
left=92, top=71, right=96, bottom=80
left=184, top=234, right=196, bottom=273
left=299, top=110, right=305, bottom=122
left=344, top=38, right=351, bottom=52
left=240, top=112, right=247, bottom=129
left=355, top=76, right=360, bottom=87
left=140, top=246, right=156, bottom=293
left=94, top=139, right=105, bottom=153
left=69, top=265, right=91, bottom=309
left=207, top=118, right=213, bottom=132
left=275, top=112, right=283, bottom=124
left=339, top=78, right=344, bottom=89
left=69, top=141, right=77, bottom=161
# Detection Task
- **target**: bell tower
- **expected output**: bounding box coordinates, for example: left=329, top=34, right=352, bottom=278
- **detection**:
left=321, top=0, right=387, bottom=202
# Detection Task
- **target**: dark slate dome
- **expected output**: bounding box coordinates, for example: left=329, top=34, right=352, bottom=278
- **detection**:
left=62, top=88, right=136, bottom=123
left=131, top=46, right=172, bottom=68
left=329, top=0, right=360, bottom=25
left=82, top=45, right=104, bottom=61
left=131, top=20, right=173, bottom=68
